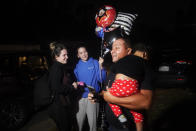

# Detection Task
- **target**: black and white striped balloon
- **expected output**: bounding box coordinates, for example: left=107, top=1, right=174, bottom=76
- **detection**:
left=108, top=12, right=138, bottom=35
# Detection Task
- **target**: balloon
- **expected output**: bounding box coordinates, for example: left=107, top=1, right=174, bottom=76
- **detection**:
left=104, top=27, right=127, bottom=49
left=95, top=5, right=116, bottom=28
left=108, top=12, right=138, bottom=35
left=95, top=26, right=104, bottom=38
left=103, top=47, right=110, bottom=57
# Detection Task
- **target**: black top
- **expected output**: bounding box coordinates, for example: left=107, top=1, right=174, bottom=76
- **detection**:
left=111, top=55, right=145, bottom=83
left=48, top=61, right=75, bottom=106
left=104, top=55, right=154, bottom=130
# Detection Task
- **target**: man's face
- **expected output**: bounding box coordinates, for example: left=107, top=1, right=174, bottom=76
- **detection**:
left=111, top=39, right=131, bottom=62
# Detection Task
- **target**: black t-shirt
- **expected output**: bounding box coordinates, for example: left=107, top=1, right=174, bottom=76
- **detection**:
left=104, top=55, right=154, bottom=130
left=111, top=55, right=145, bottom=83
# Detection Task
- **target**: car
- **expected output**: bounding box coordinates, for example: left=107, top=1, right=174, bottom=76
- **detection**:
left=0, top=44, right=50, bottom=130
left=153, top=47, right=193, bottom=88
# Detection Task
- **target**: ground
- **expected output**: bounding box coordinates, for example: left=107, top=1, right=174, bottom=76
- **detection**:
left=19, top=87, right=196, bottom=131
left=147, top=87, right=196, bottom=131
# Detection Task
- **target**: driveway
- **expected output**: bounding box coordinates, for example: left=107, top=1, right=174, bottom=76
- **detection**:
left=19, top=87, right=196, bottom=131
left=19, top=110, right=57, bottom=131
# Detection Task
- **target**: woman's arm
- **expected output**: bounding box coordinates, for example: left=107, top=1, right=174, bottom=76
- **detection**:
left=96, top=58, right=107, bottom=82
left=51, top=68, right=75, bottom=95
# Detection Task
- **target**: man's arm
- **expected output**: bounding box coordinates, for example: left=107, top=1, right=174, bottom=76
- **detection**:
left=101, top=89, right=153, bottom=110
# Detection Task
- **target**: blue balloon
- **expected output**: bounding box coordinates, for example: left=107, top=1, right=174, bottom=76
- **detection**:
left=95, top=26, right=104, bottom=38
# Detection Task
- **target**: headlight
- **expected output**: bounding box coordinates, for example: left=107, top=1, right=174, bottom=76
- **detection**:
left=158, top=65, right=170, bottom=72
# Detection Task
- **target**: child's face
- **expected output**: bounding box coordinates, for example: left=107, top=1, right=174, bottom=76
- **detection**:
left=134, top=51, right=148, bottom=60
left=77, top=47, right=88, bottom=61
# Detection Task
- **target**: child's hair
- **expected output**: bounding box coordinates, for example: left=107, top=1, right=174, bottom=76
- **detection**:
left=131, top=42, right=152, bottom=59
left=76, top=45, right=87, bottom=55
left=49, top=41, right=67, bottom=60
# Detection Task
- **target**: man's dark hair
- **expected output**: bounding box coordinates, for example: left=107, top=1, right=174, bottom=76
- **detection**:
left=115, top=37, right=133, bottom=49
left=104, top=27, right=132, bottom=49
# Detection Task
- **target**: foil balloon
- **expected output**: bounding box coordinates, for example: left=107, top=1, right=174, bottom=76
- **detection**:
left=95, top=26, right=104, bottom=38
left=108, top=12, right=138, bottom=35
left=103, top=47, right=110, bottom=57
left=104, top=27, right=127, bottom=49
left=95, top=5, right=116, bottom=28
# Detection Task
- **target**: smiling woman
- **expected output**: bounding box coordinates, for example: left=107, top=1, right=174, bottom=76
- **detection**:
left=74, top=45, right=107, bottom=131
left=54, top=47, right=68, bottom=64
left=47, top=41, right=78, bottom=131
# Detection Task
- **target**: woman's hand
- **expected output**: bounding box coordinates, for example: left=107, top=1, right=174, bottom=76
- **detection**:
left=88, top=93, right=96, bottom=104
left=99, top=57, right=104, bottom=69
left=72, top=82, right=78, bottom=89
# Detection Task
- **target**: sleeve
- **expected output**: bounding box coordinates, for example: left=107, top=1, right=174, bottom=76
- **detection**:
left=140, top=65, right=154, bottom=90
left=94, top=60, right=106, bottom=83
left=74, top=67, right=79, bottom=81
left=50, top=67, right=75, bottom=95
left=101, top=69, right=107, bottom=82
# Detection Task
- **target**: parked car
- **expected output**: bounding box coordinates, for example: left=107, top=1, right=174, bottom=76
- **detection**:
left=153, top=48, right=193, bottom=88
left=0, top=44, right=50, bottom=130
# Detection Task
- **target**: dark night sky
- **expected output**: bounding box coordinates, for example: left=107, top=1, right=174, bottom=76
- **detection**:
left=1, top=0, right=195, bottom=48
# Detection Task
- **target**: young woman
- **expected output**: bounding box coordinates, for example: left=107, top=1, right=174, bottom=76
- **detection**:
left=74, top=46, right=106, bottom=131
left=48, top=41, right=78, bottom=131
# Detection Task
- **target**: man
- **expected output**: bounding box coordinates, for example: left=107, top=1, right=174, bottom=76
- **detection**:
left=89, top=37, right=154, bottom=131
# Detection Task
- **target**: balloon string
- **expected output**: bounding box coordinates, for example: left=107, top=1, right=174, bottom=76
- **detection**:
left=99, top=30, right=105, bottom=92
left=100, top=32, right=104, bottom=88
left=101, top=28, right=105, bottom=57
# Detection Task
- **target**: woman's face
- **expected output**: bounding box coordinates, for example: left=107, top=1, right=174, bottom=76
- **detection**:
left=55, top=49, right=68, bottom=64
left=77, top=47, right=88, bottom=61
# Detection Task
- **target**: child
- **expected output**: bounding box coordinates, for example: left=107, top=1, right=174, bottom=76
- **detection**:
left=108, top=73, right=143, bottom=131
